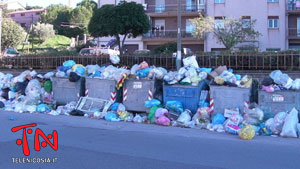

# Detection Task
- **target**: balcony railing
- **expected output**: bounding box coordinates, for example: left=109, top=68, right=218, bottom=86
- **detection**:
left=287, top=2, right=300, bottom=11
left=146, top=4, right=205, bottom=14
left=143, top=30, right=196, bottom=39
left=288, top=28, right=300, bottom=38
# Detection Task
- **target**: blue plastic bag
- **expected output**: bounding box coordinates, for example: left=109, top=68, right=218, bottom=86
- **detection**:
left=228, top=68, right=233, bottom=73
left=110, top=103, right=120, bottom=111
left=235, top=74, right=242, bottom=81
left=36, top=104, right=51, bottom=113
left=212, top=113, right=226, bottom=125
left=105, top=112, right=121, bottom=122
left=136, top=68, right=151, bottom=78
left=198, top=100, right=209, bottom=108
left=198, top=68, right=212, bottom=74
left=145, top=99, right=161, bottom=108
left=166, top=101, right=183, bottom=113
left=90, top=71, right=101, bottom=78
left=57, top=66, right=71, bottom=73
left=10, top=86, right=17, bottom=92
left=63, top=60, right=76, bottom=68
left=75, top=66, right=86, bottom=76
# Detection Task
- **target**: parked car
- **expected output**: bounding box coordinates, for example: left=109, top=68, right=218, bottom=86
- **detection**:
left=80, top=47, right=120, bottom=56
left=79, top=48, right=102, bottom=56
left=133, top=49, right=151, bottom=55
left=3, top=48, right=21, bottom=57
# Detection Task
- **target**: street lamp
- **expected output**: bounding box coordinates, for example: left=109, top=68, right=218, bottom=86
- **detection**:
left=176, top=0, right=182, bottom=70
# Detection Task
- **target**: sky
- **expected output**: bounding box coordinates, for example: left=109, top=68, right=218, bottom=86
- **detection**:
left=17, top=0, right=84, bottom=8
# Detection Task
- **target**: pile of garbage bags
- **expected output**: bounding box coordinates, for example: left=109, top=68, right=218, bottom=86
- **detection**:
left=142, top=99, right=300, bottom=140
left=0, top=70, right=56, bottom=115
left=262, top=70, right=300, bottom=92
left=1, top=55, right=300, bottom=141
left=209, top=65, right=252, bottom=88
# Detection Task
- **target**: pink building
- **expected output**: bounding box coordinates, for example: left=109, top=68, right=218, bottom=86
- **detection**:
left=206, top=0, right=287, bottom=52
left=97, top=0, right=294, bottom=52
left=8, top=9, right=47, bottom=30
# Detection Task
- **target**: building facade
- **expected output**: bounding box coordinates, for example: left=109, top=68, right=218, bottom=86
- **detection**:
left=97, top=0, right=205, bottom=53
left=7, top=9, right=47, bottom=30
left=206, top=0, right=287, bottom=52
left=287, top=0, right=300, bottom=49
left=98, top=0, right=297, bottom=53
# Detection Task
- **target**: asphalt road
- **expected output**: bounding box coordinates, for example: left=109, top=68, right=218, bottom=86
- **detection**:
left=0, top=111, right=300, bottom=169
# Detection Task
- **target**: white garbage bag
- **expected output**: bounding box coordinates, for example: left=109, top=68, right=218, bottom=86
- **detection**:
left=110, top=55, right=120, bottom=65
left=291, top=79, right=300, bottom=90
left=280, top=108, right=299, bottom=138
left=183, top=55, right=199, bottom=68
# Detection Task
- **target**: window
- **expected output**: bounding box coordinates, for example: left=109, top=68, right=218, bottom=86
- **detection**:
left=36, top=12, right=40, bottom=15
left=215, top=17, right=225, bottom=29
left=21, top=23, right=26, bottom=28
left=268, top=16, right=279, bottom=29
left=186, top=0, right=197, bottom=11
left=242, top=16, right=251, bottom=28
left=155, top=0, right=165, bottom=13
left=268, top=0, right=278, bottom=2
left=21, top=13, right=25, bottom=16
left=297, top=17, right=300, bottom=36
left=266, top=48, right=281, bottom=52
left=186, top=20, right=195, bottom=33
left=215, top=0, right=225, bottom=4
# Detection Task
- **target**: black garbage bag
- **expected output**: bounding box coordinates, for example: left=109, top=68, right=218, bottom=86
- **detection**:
left=15, top=79, right=29, bottom=95
left=1, top=88, right=10, bottom=100
left=69, top=110, right=85, bottom=116
left=261, top=77, right=274, bottom=86
left=0, top=101, right=4, bottom=108
left=69, top=72, right=81, bottom=82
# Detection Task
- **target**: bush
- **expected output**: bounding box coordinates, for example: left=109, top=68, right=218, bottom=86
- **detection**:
left=31, top=23, right=55, bottom=43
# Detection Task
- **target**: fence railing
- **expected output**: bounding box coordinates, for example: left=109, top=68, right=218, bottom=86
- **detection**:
left=288, top=28, right=300, bottom=38
left=146, top=4, right=205, bottom=14
left=287, top=2, right=300, bottom=11
left=143, top=30, right=195, bottom=39
left=1, top=53, right=300, bottom=70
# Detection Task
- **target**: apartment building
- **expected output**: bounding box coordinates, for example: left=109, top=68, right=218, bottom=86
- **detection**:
left=8, top=9, right=47, bottom=30
left=97, top=0, right=205, bottom=53
left=287, top=0, right=300, bottom=49
left=206, top=0, right=287, bottom=52
left=98, top=0, right=297, bottom=53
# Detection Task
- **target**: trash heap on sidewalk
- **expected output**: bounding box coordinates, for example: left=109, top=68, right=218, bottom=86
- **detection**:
left=1, top=55, right=300, bottom=140
left=261, top=70, right=300, bottom=92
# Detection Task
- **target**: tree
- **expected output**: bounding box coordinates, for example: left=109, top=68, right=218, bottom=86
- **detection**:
left=31, top=23, right=55, bottom=43
left=69, top=6, right=92, bottom=28
left=41, top=4, right=72, bottom=26
left=1, top=18, right=25, bottom=50
left=25, top=5, right=43, bottom=10
left=88, top=2, right=151, bottom=56
left=77, top=0, right=97, bottom=12
left=191, top=15, right=260, bottom=50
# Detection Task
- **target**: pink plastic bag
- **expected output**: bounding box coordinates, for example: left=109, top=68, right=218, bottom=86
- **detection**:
left=155, top=108, right=168, bottom=118
left=155, top=116, right=171, bottom=126
left=138, top=61, right=149, bottom=70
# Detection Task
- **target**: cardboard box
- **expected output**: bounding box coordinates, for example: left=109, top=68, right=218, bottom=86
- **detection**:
left=224, top=108, right=240, bottom=118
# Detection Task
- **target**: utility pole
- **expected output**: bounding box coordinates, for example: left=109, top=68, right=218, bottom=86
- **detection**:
left=176, top=0, right=182, bottom=70
left=0, top=8, right=2, bottom=55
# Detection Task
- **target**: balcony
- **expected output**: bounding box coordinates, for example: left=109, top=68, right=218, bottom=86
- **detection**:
left=288, top=28, right=300, bottom=39
left=287, top=2, right=300, bottom=13
left=146, top=4, right=205, bottom=17
left=143, top=30, right=199, bottom=41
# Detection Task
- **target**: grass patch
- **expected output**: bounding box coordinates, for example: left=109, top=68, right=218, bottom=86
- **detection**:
left=40, top=35, right=71, bottom=49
